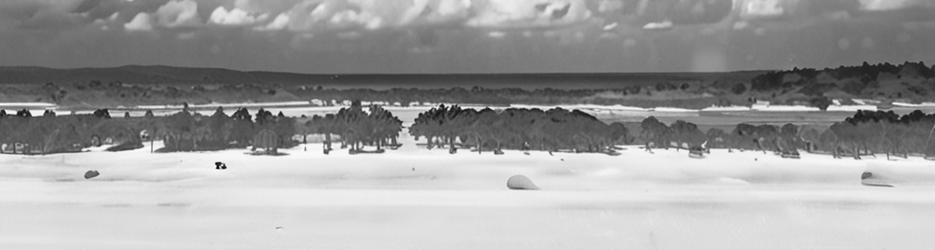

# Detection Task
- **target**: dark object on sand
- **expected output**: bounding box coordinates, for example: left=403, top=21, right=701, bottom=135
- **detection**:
left=507, top=175, right=539, bottom=190
left=861, top=171, right=894, bottom=187
left=781, top=149, right=801, bottom=159
left=84, top=170, right=100, bottom=179
left=689, top=146, right=706, bottom=159
left=349, top=148, right=386, bottom=154
left=215, top=162, right=227, bottom=170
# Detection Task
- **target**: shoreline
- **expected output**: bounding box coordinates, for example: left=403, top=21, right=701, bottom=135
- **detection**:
left=0, top=101, right=903, bottom=115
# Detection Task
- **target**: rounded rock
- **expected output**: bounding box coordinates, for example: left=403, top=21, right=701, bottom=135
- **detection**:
left=507, top=175, right=539, bottom=190
left=84, top=170, right=100, bottom=179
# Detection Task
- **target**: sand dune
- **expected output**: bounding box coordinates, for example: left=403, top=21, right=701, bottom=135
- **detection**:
left=2, top=133, right=935, bottom=249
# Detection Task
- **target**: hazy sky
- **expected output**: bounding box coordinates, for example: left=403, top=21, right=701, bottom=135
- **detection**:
left=0, top=0, right=934, bottom=73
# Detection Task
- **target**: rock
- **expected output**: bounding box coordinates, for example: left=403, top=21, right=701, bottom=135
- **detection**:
left=84, top=170, right=100, bottom=179
left=861, top=171, right=894, bottom=187
left=215, top=162, right=227, bottom=170
left=507, top=175, right=539, bottom=190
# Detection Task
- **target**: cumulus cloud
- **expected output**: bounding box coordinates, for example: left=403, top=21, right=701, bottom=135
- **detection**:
left=330, top=9, right=383, bottom=30
left=124, top=12, right=153, bottom=31
left=466, top=0, right=592, bottom=29
left=398, top=0, right=472, bottom=26
left=154, top=0, right=202, bottom=28
left=279, top=0, right=333, bottom=32
left=642, top=20, right=673, bottom=30
left=739, top=0, right=785, bottom=18
left=858, top=0, right=934, bottom=11
left=210, top=6, right=269, bottom=26
left=256, top=13, right=290, bottom=31
left=594, top=0, right=731, bottom=28
left=120, top=0, right=203, bottom=31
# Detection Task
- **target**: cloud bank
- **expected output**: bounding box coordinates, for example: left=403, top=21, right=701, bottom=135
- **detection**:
left=0, top=0, right=933, bottom=73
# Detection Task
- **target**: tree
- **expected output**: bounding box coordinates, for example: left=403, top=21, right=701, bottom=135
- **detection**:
left=706, top=128, right=728, bottom=149
left=810, top=96, right=833, bottom=111
left=608, top=122, right=630, bottom=145
left=798, top=128, right=820, bottom=153
left=669, top=120, right=705, bottom=149
left=640, top=116, right=669, bottom=151
left=731, top=83, right=747, bottom=95
left=93, top=109, right=110, bottom=119
left=16, top=109, right=32, bottom=117
left=230, top=108, right=254, bottom=146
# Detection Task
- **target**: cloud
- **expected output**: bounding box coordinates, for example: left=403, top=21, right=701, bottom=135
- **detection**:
left=739, top=0, right=785, bottom=18
left=155, top=0, right=201, bottom=28
left=255, top=13, right=290, bottom=31
left=642, top=20, right=673, bottom=30
left=210, top=6, right=269, bottom=26
left=594, top=0, right=731, bottom=28
left=466, top=0, right=592, bottom=29
left=279, top=0, right=334, bottom=32
left=858, top=0, right=935, bottom=11
left=0, top=0, right=87, bottom=30
left=597, top=0, right=624, bottom=13
left=399, top=0, right=472, bottom=27
left=330, top=9, right=383, bottom=30
left=124, top=12, right=153, bottom=31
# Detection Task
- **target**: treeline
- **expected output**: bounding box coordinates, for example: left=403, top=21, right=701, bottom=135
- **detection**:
left=24, top=78, right=714, bottom=109
left=638, top=109, right=935, bottom=159
left=304, top=101, right=403, bottom=154
left=28, top=80, right=673, bottom=108
left=0, top=107, right=299, bottom=154
left=10, top=101, right=935, bottom=160
left=0, top=109, right=142, bottom=154
left=820, top=110, right=935, bottom=158
left=153, top=107, right=297, bottom=153
left=0, top=102, right=405, bottom=155
left=293, top=87, right=659, bottom=107
left=751, top=61, right=935, bottom=93
left=409, top=105, right=630, bottom=154
left=639, top=116, right=810, bottom=156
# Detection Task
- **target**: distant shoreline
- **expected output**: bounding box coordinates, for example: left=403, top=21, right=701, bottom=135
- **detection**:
left=4, top=100, right=934, bottom=114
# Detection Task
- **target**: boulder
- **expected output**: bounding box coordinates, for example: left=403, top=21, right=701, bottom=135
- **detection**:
left=861, top=171, right=894, bottom=187
left=507, top=175, right=539, bottom=190
left=84, top=170, right=100, bottom=179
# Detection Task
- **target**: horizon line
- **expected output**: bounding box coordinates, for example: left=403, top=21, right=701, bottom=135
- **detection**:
left=0, top=64, right=780, bottom=76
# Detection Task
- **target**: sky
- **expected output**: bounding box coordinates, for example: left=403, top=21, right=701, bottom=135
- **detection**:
left=0, top=0, right=934, bottom=74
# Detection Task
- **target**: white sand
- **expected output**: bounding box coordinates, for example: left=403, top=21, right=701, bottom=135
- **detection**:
left=2, top=132, right=935, bottom=249
left=893, top=102, right=935, bottom=107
